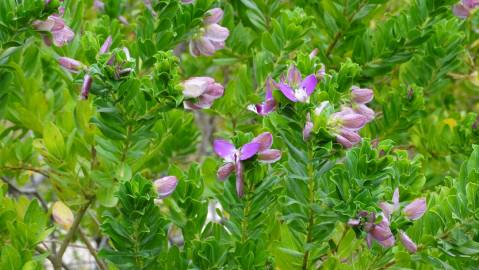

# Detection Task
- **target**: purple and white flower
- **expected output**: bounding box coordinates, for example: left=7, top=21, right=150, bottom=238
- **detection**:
left=182, top=77, right=224, bottom=110
left=276, top=65, right=318, bottom=103
left=453, top=0, right=479, bottom=18
left=214, top=132, right=281, bottom=197
left=33, top=14, right=74, bottom=47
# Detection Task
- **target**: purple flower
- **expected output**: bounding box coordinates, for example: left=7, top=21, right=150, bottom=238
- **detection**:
left=248, top=77, right=276, bottom=116
left=277, top=65, right=318, bottom=103
left=399, top=230, right=417, bottom=253
left=353, top=104, right=375, bottom=123
left=379, top=188, right=400, bottom=220
left=189, top=8, right=229, bottom=57
left=58, top=57, right=83, bottom=73
left=80, top=75, right=93, bottom=100
left=251, top=132, right=282, bottom=163
left=453, top=0, right=479, bottom=18
left=94, top=0, right=105, bottom=10
left=403, top=198, right=426, bottom=220
left=351, top=86, right=374, bottom=104
left=367, top=216, right=395, bottom=248
left=182, top=77, right=224, bottom=110
left=213, top=132, right=280, bottom=197
left=154, top=176, right=178, bottom=199
left=33, top=15, right=74, bottom=47
left=329, top=107, right=370, bottom=148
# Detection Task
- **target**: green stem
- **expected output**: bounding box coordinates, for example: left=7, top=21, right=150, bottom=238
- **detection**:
left=302, top=146, right=316, bottom=270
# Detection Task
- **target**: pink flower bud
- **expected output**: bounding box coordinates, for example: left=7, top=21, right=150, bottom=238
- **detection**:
left=403, top=198, right=426, bottom=220
left=309, top=48, right=318, bottom=59
left=204, top=8, right=224, bottom=25
left=251, top=132, right=273, bottom=152
left=336, top=134, right=353, bottom=148
left=258, top=149, right=282, bottom=163
left=217, top=163, right=234, bottom=181
left=181, top=0, right=194, bottom=4
left=182, top=77, right=213, bottom=98
left=80, top=74, right=93, bottom=100
left=399, top=231, right=417, bottom=253
left=351, top=86, right=374, bottom=104
left=339, top=129, right=361, bottom=145
left=154, top=176, right=178, bottom=199
left=99, top=36, right=112, bottom=54
left=303, top=113, right=313, bottom=141
left=58, top=57, right=83, bottom=73
left=347, top=219, right=360, bottom=226
left=340, top=113, right=368, bottom=130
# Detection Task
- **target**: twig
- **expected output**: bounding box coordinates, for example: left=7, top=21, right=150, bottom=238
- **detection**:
left=1, top=165, right=49, bottom=177
left=54, top=199, right=94, bottom=270
left=78, top=228, right=108, bottom=270
left=1, top=176, right=49, bottom=211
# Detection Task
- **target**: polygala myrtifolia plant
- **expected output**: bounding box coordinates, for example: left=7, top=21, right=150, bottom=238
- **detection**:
left=1, top=0, right=479, bottom=269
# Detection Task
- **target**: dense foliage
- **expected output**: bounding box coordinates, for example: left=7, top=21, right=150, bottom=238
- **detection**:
left=1, top=0, right=479, bottom=269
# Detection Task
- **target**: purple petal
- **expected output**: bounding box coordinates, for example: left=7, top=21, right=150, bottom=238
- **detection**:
left=453, top=4, right=470, bottom=18
left=339, top=129, right=361, bottom=145
left=340, top=113, right=368, bottom=130
left=204, top=82, right=224, bottom=97
left=99, top=35, right=113, bottom=54
left=301, top=74, right=318, bottom=96
left=354, top=104, right=375, bottom=122
left=287, top=65, right=302, bottom=87
left=204, top=24, right=229, bottom=42
left=213, top=139, right=236, bottom=162
left=58, top=57, right=83, bottom=73
left=196, top=37, right=216, bottom=56
left=239, top=142, right=260, bottom=160
left=377, top=236, right=395, bottom=248
left=370, top=218, right=393, bottom=242
left=351, top=86, right=374, bottom=104
left=217, top=163, right=235, bottom=181
left=277, top=83, right=298, bottom=102
left=258, top=149, right=281, bottom=163
left=189, top=40, right=200, bottom=57
left=154, top=176, right=178, bottom=198
left=347, top=219, right=360, bottom=226
left=336, top=135, right=353, bottom=148
left=309, top=48, right=318, bottom=59
left=236, top=161, right=244, bottom=198
left=251, top=132, right=273, bottom=152
left=379, top=202, right=393, bottom=220
left=403, top=198, right=426, bottom=220
left=52, top=27, right=75, bottom=47
left=265, top=77, right=274, bottom=99
left=182, top=77, right=212, bottom=98
left=399, top=231, right=417, bottom=253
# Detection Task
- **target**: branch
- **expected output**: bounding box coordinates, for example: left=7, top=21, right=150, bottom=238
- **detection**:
left=54, top=199, right=94, bottom=269
left=2, top=165, right=49, bottom=177
left=1, top=176, right=48, bottom=211
left=78, top=228, right=108, bottom=270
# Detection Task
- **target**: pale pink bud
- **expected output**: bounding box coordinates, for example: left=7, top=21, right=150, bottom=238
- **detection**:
left=154, top=176, right=178, bottom=199
left=258, top=149, right=282, bottom=163
left=58, top=57, right=83, bottom=73
left=80, top=74, right=93, bottom=100
left=204, top=8, right=224, bottom=25
left=351, top=86, right=374, bottom=104
left=399, top=231, right=417, bottom=253
left=99, top=36, right=112, bottom=54
left=303, top=113, right=313, bottom=141
left=182, top=77, right=213, bottom=98
left=403, top=198, right=426, bottom=220
left=217, top=163, right=234, bottom=181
